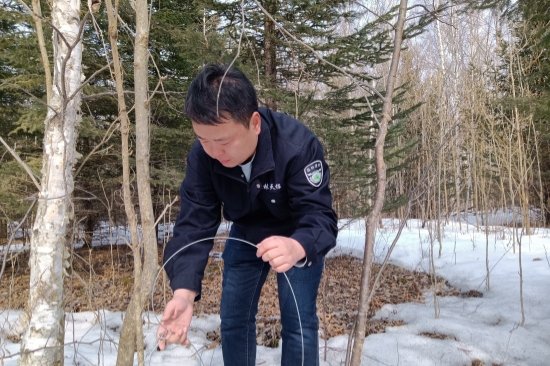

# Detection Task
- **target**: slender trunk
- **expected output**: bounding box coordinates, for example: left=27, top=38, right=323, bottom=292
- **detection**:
left=507, top=133, right=516, bottom=253
left=465, top=151, right=472, bottom=229
left=264, top=0, right=277, bottom=110
left=531, top=118, right=545, bottom=226
left=434, top=0, right=445, bottom=247
left=106, top=0, right=143, bottom=363
left=115, top=0, right=158, bottom=362
left=429, top=221, right=440, bottom=318
left=481, top=169, right=490, bottom=290
left=443, top=160, right=448, bottom=224
left=512, top=78, right=530, bottom=235
left=518, top=236, right=525, bottom=326
left=30, top=0, right=53, bottom=104
left=472, top=141, right=480, bottom=229
left=348, top=2, right=408, bottom=365
left=20, top=1, right=84, bottom=364
left=453, top=126, right=461, bottom=230
left=104, top=0, right=139, bottom=255
left=0, top=219, right=6, bottom=244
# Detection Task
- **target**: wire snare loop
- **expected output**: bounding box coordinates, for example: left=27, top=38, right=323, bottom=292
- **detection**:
left=150, top=236, right=305, bottom=366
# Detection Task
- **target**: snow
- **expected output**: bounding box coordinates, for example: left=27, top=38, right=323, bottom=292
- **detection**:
left=2, top=218, right=550, bottom=365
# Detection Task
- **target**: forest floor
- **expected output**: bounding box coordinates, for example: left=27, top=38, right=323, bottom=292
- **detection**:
left=0, top=234, right=461, bottom=347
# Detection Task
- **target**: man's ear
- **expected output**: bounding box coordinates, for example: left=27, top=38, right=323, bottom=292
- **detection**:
left=250, top=112, right=261, bottom=135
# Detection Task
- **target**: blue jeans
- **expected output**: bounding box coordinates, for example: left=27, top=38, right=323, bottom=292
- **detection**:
left=220, top=227, right=324, bottom=366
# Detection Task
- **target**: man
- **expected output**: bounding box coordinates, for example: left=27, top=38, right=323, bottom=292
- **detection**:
left=157, top=64, right=338, bottom=366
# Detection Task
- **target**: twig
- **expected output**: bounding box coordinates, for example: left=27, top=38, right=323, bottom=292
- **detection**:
left=1, top=338, right=119, bottom=360
left=0, top=82, right=56, bottom=114
left=500, top=322, right=519, bottom=365
left=0, top=198, right=37, bottom=284
left=251, top=0, right=386, bottom=102
left=60, top=11, right=91, bottom=103
left=366, top=121, right=462, bottom=306
left=81, top=90, right=187, bottom=101
left=74, top=120, right=119, bottom=178
left=406, top=4, right=457, bottom=28
left=344, top=316, right=356, bottom=365
left=0, top=136, right=41, bottom=190
left=353, top=2, right=396, bottom=30
left=250, top=0, right=384, bottom=125
left=68, top=61, right=114, bottom=102
left=216, top=0, right=246, bottom=118
left=154, top=197, right=180, bottom=227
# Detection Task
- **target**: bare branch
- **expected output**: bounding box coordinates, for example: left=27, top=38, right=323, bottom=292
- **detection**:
left=0, top=136, right=41, bottom=190
left=407, top=3, right=457, bottom=28
left=216, top=0, right=246, bottom=117
left=69, top=61, right=114, bottom=102
left=0, top=198, right=37, bottom=284
left=154, top=196, right=179, bottom=227
left=0, top=82, right=56, bottom=113
left=74, top=119, right=119, bottom=178
left=251, top=0, right=387, bottom=102
left=352, top=1, right=396, bottom=30
left=82, top=90, right=186, bottom=101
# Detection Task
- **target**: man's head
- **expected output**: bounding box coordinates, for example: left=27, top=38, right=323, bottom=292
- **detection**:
left=184, top=64, right=258, bottom=127
left=185, top=64, right=261, bottom=168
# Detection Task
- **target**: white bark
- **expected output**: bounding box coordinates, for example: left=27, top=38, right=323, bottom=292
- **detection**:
left=19, top=0, right=83, bottom=363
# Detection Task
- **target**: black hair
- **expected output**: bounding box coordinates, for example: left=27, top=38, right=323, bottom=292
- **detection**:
left=184, top=64, right=258, bottom=127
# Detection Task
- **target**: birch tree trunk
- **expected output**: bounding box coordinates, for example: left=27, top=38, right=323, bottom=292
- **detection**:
left=19, top=0, right=84, bottom=363
left=348, top=1, right=408, bottom=365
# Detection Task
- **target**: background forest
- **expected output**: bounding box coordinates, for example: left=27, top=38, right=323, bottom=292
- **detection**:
left=0, top=0, right=549, bottom=364
left=2, top=0, right=549, bottom=237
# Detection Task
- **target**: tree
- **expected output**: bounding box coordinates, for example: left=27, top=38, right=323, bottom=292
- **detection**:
left=348, top=1, right=409, bottom=364
left=503, top=0, right=550, bottom=222
left=19, top=0, right=86, bottom=363
left=110, top=0, right=163, bottom=361
left=212, top=0, right=421, bottom=218
left=0, top=0, right=48, bottom=231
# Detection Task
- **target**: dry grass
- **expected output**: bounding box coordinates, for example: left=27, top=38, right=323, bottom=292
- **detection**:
left=0, top=236, right=462, bottom=347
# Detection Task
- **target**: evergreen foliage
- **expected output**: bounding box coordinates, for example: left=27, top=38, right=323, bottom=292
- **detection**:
left=0, top=0, right=226, bottom=239
left=211, top=0, right=428, bottom=217
left=0, top=0, right=47, bottom=218
left=497, top=0, right=550, bottom=221
left=0, top=0, right=446, bottom=236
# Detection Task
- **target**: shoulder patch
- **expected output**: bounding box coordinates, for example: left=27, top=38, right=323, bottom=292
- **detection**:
left=304, top=160, right=323, bottom=187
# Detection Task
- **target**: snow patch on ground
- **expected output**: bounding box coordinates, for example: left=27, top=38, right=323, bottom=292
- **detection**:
left=2, top=218, right=550, bottom=365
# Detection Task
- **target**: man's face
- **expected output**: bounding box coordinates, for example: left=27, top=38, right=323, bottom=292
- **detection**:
left=192, top=112, right=261, bottom=168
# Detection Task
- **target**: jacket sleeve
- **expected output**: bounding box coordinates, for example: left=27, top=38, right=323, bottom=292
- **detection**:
left=163, top=145, right=221, bottom=300
left=288, top=135, right=338, bottom=267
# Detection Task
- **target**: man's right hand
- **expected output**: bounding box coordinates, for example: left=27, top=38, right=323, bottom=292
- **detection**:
left=156, top=289, right=195, bottom=350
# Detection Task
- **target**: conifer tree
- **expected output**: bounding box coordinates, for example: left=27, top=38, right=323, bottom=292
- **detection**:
left=0, top=0, right=48, bottom=224
left=501, top=0, right=550, bottom=221
left=0, top=0, right=228, bottom=243
left=211, top=0, right=427, bottom=217
left=516, top=0, right=550, bottom=224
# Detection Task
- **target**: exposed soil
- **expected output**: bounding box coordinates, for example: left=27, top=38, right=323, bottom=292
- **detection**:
left=0, top=235, right=463, bottom=347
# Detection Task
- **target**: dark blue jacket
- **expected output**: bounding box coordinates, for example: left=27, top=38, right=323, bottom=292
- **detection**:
left=164, top=108, right=338, bottom=298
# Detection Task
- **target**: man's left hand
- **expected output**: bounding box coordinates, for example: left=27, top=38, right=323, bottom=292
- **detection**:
left=256, top=236, right=306, bottom=273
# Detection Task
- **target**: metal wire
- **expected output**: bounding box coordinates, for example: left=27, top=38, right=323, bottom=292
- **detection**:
left=149, top=236, right=304, bottom=366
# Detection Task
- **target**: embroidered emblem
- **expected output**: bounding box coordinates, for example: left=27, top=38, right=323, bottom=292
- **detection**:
left=304, top=160, right=323, bottom=187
